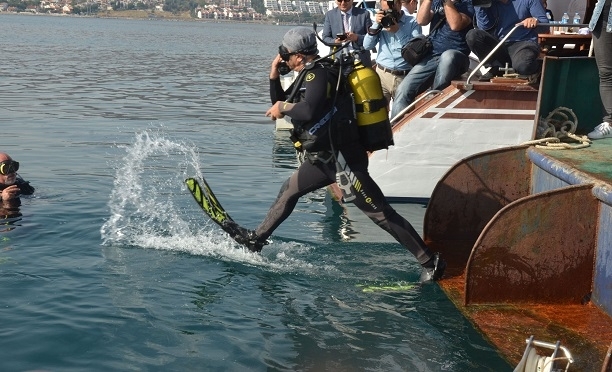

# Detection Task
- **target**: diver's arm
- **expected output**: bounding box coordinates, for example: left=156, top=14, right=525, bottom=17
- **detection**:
left=269, top=55, right=287, bottom=104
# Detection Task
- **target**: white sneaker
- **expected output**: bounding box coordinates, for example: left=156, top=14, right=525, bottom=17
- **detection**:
left=587, top=122, right=612, bottom=139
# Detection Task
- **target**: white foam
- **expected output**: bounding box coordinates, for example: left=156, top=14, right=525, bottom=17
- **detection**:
left=100, top=128, right=327, bottom=275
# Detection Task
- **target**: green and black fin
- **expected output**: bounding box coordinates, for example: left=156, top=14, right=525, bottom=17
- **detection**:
left=185, top=177, right=233, bottom=228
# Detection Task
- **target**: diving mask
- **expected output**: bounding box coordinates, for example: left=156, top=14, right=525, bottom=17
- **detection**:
left=0, top=160, right=19, bottom=175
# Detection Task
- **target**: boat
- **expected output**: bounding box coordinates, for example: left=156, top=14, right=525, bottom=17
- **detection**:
left=314, top=0, right=598, bottom=202
left=270, top=2, right=612, bottom=369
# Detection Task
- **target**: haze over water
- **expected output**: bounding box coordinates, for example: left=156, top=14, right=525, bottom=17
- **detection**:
left=0, top=14, right=510, bottom=371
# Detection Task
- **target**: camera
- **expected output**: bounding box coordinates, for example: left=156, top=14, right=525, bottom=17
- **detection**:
left=277, top=61, right=291, bottom=75
left=380, top=9, right=398, bottom=28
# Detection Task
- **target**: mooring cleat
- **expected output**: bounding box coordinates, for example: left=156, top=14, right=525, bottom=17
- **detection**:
left=419, top=252, right=446, bottom=283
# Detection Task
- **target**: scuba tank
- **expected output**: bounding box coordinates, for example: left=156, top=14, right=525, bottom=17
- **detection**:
left=347, top=62, right=394, bottom=151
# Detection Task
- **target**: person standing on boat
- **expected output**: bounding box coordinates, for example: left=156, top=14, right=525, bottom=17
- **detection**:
left=0, top=152, right=34, bottom=207
left=587, top=0, right=612, bottom=139
left=389, top=0, right=473, bottom=119
left=466, top=0, right=548, bottom=81
left=362, top=0, right=422, bottom=107
left=322, top=0, right=374, bottom=67
left=234, top=27, right=446, bottom=283
left=401, top=0, right=418, bottom=15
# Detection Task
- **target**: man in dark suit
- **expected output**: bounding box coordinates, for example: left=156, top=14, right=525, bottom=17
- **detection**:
left=322, top=0, right=373, bottom=67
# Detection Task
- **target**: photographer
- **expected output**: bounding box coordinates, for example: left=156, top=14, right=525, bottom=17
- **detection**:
left=391, top=0, right=473, bottom=118
left=0, top=152, right=34, bottom=210
left=363, top=0, right=422, bottom=105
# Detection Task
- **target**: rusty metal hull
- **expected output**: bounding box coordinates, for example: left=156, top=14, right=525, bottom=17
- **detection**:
left=465, top=184, right=598, bottom=305
left=424, top=145, right=532, bottom=272
left=424, top=142, right=612, bottom=370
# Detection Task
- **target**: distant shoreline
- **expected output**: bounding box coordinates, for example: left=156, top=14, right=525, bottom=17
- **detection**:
left=0, top=10, right=310, bottom=26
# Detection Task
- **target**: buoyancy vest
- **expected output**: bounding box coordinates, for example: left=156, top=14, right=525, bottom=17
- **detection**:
left=286, top=57, right=393, bottom=153
left=286, top=58, right=360, bottom=153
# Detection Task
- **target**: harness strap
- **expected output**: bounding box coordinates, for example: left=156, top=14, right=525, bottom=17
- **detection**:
left=308, top=107, right=338, bottom=135
left=355, top=98, right=386, bottom=114
left=304, top=150, right=334, bottom=164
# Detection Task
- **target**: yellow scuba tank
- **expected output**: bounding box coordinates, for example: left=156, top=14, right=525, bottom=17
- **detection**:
left=347, top=61, right=394, bottom=151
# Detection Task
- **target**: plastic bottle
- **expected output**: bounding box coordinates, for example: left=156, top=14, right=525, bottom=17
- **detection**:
left=573, top=12, right=581, bottom=24
left=561, top=12, right=570, bottom=33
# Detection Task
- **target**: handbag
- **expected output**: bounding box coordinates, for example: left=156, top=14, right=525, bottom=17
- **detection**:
left=401, top=35, right=433, bottom=66
left=401, top=17, right=446, bottom=66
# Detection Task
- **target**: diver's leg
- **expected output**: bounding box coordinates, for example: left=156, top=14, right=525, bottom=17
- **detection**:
left=254, top=159, right=334, bottom=242
left=337, top=148, right=445, bottom=281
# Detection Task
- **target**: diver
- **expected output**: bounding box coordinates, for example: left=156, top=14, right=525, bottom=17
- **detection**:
left=0, top=152, right=35, bottom=208
left=229, top=27, right=445, bottom=283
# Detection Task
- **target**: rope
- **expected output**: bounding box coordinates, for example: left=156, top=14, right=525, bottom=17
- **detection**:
left=527, top=107, right=591, bottom=150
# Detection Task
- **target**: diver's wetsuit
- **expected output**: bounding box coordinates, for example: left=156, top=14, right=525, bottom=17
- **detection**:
left=257, top=58, right=435, bottom=266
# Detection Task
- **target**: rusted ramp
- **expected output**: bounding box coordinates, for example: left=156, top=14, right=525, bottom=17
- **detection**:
left=465, top=183, right=599, bottom=305
left=423, top=145, right=532, bottom=274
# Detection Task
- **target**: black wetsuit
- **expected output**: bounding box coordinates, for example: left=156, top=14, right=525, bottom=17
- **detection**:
left=259, top=59, right=435, bottom=266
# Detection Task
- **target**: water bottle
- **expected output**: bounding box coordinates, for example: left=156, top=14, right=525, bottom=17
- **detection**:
left=572, top=12, right=581, bottom=32
left=561, top=12, right=570, bottom=33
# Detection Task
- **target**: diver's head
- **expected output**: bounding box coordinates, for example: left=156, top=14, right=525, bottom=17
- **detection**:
left=279, top=27, right=318, bottom=71
left=0, top=152, right=19, bottom=186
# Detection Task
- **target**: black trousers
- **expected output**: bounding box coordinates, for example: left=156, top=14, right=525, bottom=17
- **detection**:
left=466, top=28, right=541, bottom=76
left=254, top=142, right=434, bottom=266
left=593, top=0, right=612, bottom=123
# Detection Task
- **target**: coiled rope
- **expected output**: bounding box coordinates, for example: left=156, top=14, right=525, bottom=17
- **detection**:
left=526, top=107, right=591, bottom=149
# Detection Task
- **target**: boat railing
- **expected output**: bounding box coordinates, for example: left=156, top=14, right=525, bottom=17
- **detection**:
left=390, top=89, right=441, bottom=126
left=465, top=22, right=591, bottom=90
left=465, top=23, right=523, bottom=89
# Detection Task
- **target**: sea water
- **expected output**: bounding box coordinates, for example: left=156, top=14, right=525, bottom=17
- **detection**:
left=0, top=14, right=511, bottom=371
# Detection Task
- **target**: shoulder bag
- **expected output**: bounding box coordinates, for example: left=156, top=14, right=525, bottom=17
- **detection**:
left=401, top=17, right=445, bottom=66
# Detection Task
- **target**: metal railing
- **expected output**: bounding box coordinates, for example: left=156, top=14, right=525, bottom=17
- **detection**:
left=390, top=90, right=441, bottom=125
left=465, top=22, right=591, bottom=89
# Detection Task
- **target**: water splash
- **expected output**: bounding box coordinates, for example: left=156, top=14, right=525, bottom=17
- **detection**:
left=100, top=128, right=323, bottom=273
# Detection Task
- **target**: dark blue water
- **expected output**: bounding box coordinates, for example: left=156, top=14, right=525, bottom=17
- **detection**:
left=0, top=14, right=511, bottom=371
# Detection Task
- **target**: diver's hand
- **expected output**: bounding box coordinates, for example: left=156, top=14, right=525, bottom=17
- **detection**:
left=265, top=101, right=287, bottom=121
left=270, top=55, right=283, bottom=80
left=1, top=185, right=20, bottom=201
